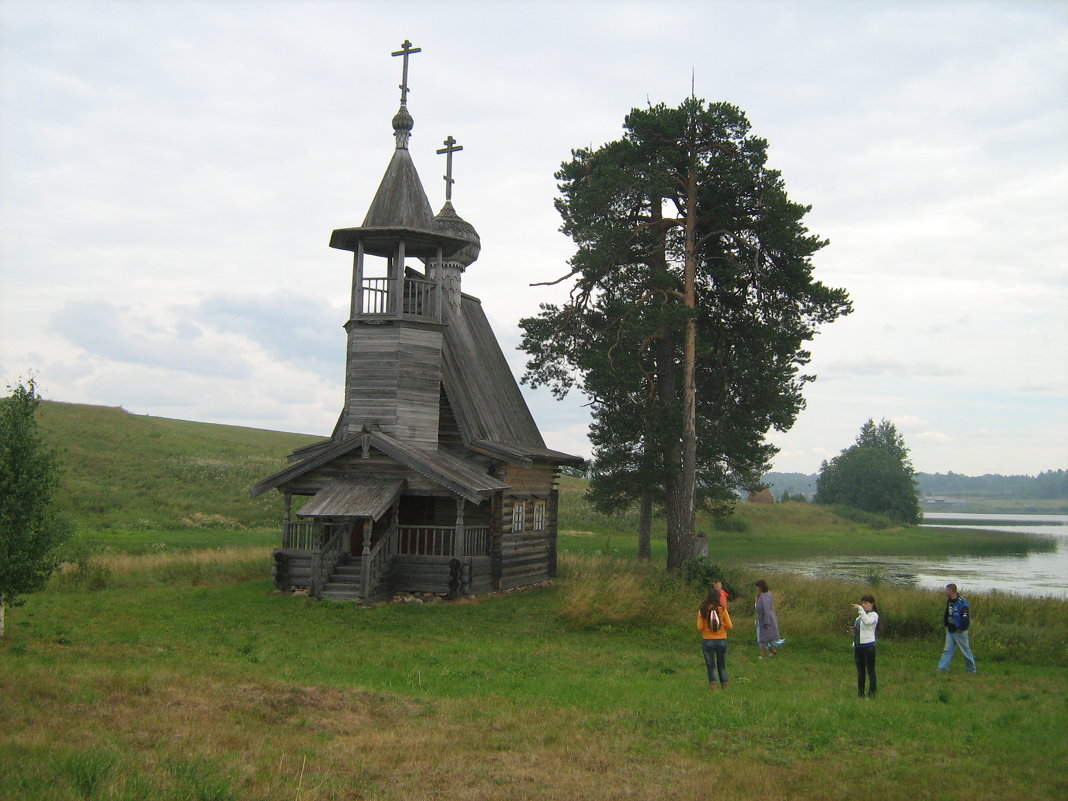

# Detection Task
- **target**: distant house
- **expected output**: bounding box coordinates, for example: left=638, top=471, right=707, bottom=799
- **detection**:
left=251, top=42, right=581, bottom=601
left=747, top=488, right=776, bottom=504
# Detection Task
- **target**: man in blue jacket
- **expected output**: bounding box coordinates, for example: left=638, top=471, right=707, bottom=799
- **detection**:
left=938, top=583, right=977, bottom=673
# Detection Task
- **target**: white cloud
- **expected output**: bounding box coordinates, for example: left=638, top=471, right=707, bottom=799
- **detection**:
left=915, top=431, right=952, bottom=445
left=2, top=0, right=1066, bottom=477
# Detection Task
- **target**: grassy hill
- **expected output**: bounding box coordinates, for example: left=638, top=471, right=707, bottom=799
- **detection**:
left=34, top=401, right=1047, bottom=561
left=37, top=401, right=320, bottom=533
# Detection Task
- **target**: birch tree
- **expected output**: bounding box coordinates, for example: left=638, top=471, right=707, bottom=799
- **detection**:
left=0, top=379, right=71, bottom=636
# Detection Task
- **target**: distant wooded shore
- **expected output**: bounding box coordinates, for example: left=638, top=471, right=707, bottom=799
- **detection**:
left=763, top=469, right=1068, bottom=514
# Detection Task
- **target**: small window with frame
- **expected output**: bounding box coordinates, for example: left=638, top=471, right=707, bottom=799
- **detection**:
left=511, top=500, right=526, bottom=532
left=533, top=500, right=546, bottom=532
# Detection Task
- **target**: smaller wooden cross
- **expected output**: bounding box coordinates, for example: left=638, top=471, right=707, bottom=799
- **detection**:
left=391, top=39, right=421, bottom=106
left=436, top=135, right=463, bottom=202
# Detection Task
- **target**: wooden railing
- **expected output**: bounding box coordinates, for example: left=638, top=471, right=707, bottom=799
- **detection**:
left=357, top=276, right=437, bottom=318
left=282, top=520, right=316, bottom=550
left=279, top=520, right=490, bottom=598
left=310, top=526, right=345, bottom=597
left=461, top=526, right=490, bottom=556
left=360, top=527, right=397, bottom=600
left=398, top=526, right=453, bottom=556
left=360, top=277, right=390, bottom=315
left=402, top=276, right=435, bottom=317
left=397, top=526, right=489, bottom=557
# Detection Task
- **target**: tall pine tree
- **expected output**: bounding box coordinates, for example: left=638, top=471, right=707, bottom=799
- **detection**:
left=521, top=99, right=851, bottom=568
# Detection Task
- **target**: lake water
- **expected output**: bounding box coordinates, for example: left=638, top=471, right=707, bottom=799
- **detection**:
left=758, top=512, right=1068, bottom=599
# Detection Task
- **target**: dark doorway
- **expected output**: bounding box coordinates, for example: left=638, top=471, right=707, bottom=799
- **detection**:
left=350, top=520, right=365, bottom=556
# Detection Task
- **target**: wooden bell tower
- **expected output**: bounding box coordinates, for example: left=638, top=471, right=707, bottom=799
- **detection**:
left=328, top=40, right=468, bottom=449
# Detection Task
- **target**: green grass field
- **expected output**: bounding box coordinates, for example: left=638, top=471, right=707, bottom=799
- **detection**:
left=3, top=551, right=1065, bottom=801
left=1, top=402, right=1064, bottom=800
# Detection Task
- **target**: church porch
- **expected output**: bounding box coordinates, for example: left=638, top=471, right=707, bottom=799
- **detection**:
left=272, top=494, right=495, bottom=600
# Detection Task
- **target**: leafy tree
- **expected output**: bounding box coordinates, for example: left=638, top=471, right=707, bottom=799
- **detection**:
left=521, top=99, right=851, bottom=569
left=0, top=379, right=72, bottom=637
left=854, top=418, right=913, bottom=468
left=815, top=419, right=921, bottom=524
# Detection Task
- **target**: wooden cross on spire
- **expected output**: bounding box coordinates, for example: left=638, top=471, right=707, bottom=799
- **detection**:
left=392, top=39, right=421, bottom=106
left=436, top=135, right=463, bottom=202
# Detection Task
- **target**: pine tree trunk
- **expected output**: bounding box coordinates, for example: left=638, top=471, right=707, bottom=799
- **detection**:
left=674, top=133, right=700, bottom=567
left=0, top=600, right=5, bottom=639
left=637, top=487, right=652, bottom=561
left=664, top=466, right=690, bottom=570
left=655, top=323, right=689, bottom=571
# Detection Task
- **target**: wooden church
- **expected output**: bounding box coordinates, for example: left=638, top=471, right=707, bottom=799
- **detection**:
left=252, top=41, right=581, bottom=602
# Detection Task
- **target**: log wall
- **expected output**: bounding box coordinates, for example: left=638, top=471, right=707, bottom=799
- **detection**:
left=392, top=555, right=493, bottom=595
left=344, top=323, right=444, bottom=449
left=496, top=462, right=561, bottom=589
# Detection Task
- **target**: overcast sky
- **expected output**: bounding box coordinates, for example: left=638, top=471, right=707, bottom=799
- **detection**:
left=2, top=0, right=1066, bottom=477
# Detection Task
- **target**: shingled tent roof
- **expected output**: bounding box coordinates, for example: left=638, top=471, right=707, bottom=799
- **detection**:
left=362, top=134, right=434, bottom=230
left=442, top=290, right=582, bottom=466
left=329, top=109, right=469, bottom=259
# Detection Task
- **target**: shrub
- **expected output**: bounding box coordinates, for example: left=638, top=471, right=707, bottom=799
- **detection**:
left=680, top=557, right=742, bottom=602
left=829, top=505, right=896, bottom=530
left=53, top=540, right=112, bottom=591
left=711, top=514, right=748, bottom=532
left=556, top=554, right=692, bottom=629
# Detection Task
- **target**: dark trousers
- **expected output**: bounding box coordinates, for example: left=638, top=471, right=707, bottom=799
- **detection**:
left=854, top=643, right=876, bottom=696
left=702, top=638, right=728, bottom=684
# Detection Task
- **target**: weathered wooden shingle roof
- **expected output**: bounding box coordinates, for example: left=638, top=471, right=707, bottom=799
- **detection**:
left=251, top=434, right=363, bottom=497
left=369, top=430, right=508, bottom=502
left=433, top=200, right=480, bottom=267
left=442, top=293, right=583, bottom=466
left=250, top=428, right=509, bottom=503
left=364, top=143, right=433, bottom=229
left=297, top=478, right=405, bottom=519
left=330, top=146, right=470, bottom=258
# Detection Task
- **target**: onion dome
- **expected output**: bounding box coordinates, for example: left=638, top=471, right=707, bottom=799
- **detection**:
left=433, top=200, right=481, bottom=267
left=392, top=104, right=414, bottom=150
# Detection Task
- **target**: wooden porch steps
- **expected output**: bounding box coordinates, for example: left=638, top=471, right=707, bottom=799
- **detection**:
left=320, top=556, right=364, bottom=602
left=275, top=549, right=397, bottom=602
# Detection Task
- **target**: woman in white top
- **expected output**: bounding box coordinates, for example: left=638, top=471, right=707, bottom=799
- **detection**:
left=852, top=594, right=879, bottom=698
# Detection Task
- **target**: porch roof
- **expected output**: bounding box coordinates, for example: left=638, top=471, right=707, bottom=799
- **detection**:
left=250, top=428, right=508, bottom=504
left=297, top=478, right=405, bottom=520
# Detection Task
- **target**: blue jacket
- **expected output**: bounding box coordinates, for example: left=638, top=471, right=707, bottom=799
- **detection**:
left=944, top=596, right=970, bottom=632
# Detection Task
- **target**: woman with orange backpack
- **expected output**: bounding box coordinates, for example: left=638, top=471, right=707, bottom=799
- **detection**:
left=697, top=587, right=734, bottom=690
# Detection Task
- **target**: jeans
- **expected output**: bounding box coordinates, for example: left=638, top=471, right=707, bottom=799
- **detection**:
left=854, top=643, right=876, bottom=696
left=702, top=638, right=729, bottom=684
left=938, top=629, right=977, bottom=673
